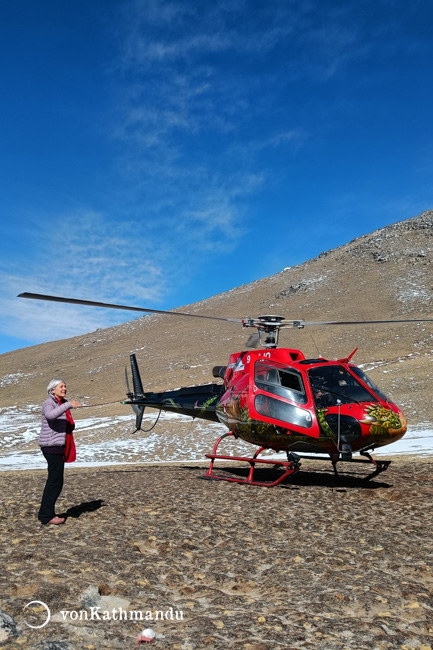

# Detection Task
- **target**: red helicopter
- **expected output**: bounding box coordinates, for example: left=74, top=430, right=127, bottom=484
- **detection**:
left=18, top=292, right=433, bottom=486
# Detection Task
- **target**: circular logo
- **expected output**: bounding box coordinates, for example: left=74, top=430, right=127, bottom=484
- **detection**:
left=23, top=600, right=51, bottom=628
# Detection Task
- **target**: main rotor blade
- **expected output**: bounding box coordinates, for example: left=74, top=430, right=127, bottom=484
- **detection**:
left=17, top=293, right=242, bottom=324
left=303, top=318, right=433, bottom=326
left=17, top=293, right=433, bottom=329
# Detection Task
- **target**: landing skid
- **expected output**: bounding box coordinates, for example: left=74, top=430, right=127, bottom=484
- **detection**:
left=359, top=450, right=391, bottom=480
left=295, top=450, right=391, bottom=480
left=202, top=433, right=301, bottom=487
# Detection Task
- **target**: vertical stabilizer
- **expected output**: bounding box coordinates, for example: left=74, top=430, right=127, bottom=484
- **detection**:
left=129, top=353, right=145, bottom=431
left=130, top=353, right=144, bottom=397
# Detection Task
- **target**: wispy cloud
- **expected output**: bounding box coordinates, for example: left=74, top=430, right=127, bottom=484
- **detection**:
left=0, top=210, right=168, bottom=343
left=0, top=281, right=106, bottom=343
left=101, top=0, right=400, bottom=311
left=110, top=1, right=319, bottom=248
left=112, top=0, right=383, bottom=202
left=2, top=0, right=420, bottom=350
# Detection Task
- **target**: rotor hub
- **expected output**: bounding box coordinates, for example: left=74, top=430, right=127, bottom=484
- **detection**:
left=242, top=315, right=287, bottom=348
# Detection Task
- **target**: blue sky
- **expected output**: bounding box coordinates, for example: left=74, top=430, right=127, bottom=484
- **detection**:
left=1, top=0, right=432, bottom=354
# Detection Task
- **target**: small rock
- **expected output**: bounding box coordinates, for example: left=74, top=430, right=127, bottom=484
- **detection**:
left=79, top=585, right=100, bottom=608
left=99, top=595, right=131, bottom=611
left=0, top=608, right=18, bottom=641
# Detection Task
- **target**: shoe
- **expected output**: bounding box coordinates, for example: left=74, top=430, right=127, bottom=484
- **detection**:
left=48, top=516, right=65, bottom=525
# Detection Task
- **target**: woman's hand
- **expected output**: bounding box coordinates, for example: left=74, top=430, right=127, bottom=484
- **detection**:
left=70, top=400, right=83, bottom=408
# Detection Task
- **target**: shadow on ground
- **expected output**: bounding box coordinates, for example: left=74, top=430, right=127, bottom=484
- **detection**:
left=197, top=463, right=392, bottom=490
left=59, top=499, right=106, bottom=520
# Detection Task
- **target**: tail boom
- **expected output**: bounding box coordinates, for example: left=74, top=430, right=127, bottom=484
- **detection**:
left=123, top=354, right=224, bottom=425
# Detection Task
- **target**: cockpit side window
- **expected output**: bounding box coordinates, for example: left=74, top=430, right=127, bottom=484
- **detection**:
left=255, top=361, right=307, bottom=405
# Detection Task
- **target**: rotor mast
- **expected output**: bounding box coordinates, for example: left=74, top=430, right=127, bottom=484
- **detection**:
left=242, top=315, right=305, bottom=349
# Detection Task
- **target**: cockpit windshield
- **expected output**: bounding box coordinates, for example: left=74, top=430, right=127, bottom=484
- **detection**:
left=349, top=366, right=389, bottom=401
left=308, top=365, right=379, bottom=408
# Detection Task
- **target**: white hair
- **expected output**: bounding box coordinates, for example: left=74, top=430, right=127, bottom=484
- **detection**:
left=47, top=378, right=66, bottom=395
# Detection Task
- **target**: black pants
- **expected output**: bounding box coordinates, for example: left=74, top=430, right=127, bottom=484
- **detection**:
left=38, top=451, right=65, bottom=524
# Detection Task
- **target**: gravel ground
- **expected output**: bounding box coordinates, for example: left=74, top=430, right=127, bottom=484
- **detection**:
left=0, top=458, right=432, bottom=649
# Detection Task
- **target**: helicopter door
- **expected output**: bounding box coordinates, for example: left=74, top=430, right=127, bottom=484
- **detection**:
left=253, top=360, right=317, bottom=434
left=255, top=361, right=308, bottom=404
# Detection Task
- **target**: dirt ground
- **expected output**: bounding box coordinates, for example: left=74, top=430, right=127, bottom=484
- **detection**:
left=0, top=457, right=432, bottom=649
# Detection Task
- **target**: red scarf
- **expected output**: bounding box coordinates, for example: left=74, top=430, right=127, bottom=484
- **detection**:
left=56, top=397, right=76, bottom=462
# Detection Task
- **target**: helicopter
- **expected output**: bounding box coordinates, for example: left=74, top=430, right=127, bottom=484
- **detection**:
left=18, top=292, right=433, bottom=486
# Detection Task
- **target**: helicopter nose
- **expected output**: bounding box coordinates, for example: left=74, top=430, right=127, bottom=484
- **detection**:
left=323, top=413, right=362, bottom=443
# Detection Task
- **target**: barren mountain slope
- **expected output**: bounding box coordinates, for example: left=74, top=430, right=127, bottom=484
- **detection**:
left=1, top=210, right=432, bottom=426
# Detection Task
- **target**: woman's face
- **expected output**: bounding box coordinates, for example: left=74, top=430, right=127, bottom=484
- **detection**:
left=53, top=382, right=67, bottom=400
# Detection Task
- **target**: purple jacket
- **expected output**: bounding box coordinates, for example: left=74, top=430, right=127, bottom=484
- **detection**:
left=38, top=394, right=73, bottom=448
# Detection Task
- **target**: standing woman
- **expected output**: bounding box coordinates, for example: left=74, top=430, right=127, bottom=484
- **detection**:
left=38, top=379, right=82, bottom=525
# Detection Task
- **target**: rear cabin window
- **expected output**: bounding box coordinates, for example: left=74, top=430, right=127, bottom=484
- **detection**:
left=255, top=361, right=307, bottom=405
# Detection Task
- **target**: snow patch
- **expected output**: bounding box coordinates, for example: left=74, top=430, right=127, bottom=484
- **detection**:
left=0, top=404, right=431, bottom=472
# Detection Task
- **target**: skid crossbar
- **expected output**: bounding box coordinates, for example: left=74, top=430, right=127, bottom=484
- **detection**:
left=202, top=434, right=300, bottom=487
